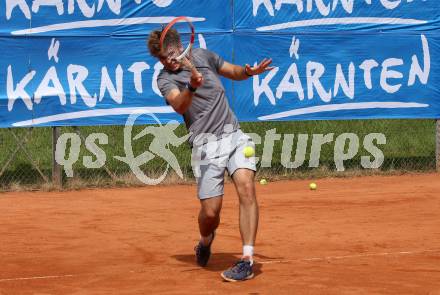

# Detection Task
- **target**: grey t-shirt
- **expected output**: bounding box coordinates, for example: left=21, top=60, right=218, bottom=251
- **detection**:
left=157, top=48, right=240, bottom=146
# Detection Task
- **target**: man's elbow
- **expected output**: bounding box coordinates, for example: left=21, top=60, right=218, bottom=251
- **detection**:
left=165, top=98, right=184, bottom=115
left=175, top=107, right=186, bottom=115
left=171, top=102, right=187, bottom=115
left=166, top=92, right=190, bottom=114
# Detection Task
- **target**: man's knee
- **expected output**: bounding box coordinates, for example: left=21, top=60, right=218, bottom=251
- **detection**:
left=238, top=181, right=256, bottom=205
left=200, top=196, right=222, bottom=220
left=202, top=207, right=221, bottom=220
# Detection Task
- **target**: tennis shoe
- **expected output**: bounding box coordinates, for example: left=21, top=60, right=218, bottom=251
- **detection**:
left=221, top=259, right=254, bottom=282
left=194, top=231, right=215, bottom=267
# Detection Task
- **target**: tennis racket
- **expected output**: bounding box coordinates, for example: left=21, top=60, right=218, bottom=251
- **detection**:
left=159, top=16, right=199, bottom=76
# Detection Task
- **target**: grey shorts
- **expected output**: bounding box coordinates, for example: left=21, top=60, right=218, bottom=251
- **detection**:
left=191, top=129, right=257, bottom=199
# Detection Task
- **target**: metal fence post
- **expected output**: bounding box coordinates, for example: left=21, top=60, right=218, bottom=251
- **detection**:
left=437, top=120, right=440, bottom=171
left=52, top=127, right=62, bottom=188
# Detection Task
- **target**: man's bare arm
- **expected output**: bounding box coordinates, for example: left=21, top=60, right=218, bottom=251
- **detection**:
left=218, top=58, right=273, bottom=81
left=218, top=61, right=250, bottom=81
left=165, top=68, right=203, bottom=114
left=165, top=88, right=195, bottom=115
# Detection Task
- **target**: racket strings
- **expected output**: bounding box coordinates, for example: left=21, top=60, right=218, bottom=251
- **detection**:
left=159, top=17, right=197, bottom=73
left=161, top=33, right=182, bottom=61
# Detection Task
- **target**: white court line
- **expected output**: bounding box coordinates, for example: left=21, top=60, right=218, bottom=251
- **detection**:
left=256, top=17, right=427, bottom=31
left=0, top=274, right=77, bottom=282
left=2, top=249, right=438, bottom=281
left=258, top=249, right=440, bottom=264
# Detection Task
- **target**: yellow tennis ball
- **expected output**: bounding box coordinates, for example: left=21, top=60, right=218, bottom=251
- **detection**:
left=260, top=178, right=267, bottom=185
left=309, top=182, right=317, bottom=190
left=243, top=146, right=255, bottom=158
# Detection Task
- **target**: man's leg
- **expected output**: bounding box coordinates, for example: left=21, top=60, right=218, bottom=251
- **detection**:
left=221, top=168, right=258, bottom=281
left=198, top=195, right=223, bottom=244
left=231, top=168, right=258, bottom=256
left=195, top=195, right=223, bottom=267
left=191, top=135, right=228, bottom=267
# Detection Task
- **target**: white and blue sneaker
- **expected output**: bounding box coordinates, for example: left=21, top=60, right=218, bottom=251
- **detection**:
left=221, top=259, right=254, bottom=282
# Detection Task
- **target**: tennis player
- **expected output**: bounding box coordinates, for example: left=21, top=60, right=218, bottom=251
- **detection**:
left=147, top=28, right=272, bottom=282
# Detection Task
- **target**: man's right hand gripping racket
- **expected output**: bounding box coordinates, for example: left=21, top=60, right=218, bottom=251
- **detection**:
left=159, top=16, right=203, bottom=87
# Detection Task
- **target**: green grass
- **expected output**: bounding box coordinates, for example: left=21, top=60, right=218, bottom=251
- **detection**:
left=0, top=119, right=437, bottom=190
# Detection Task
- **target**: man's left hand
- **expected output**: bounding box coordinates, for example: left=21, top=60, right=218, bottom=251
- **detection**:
left=245, top=58, right=274, bottom=76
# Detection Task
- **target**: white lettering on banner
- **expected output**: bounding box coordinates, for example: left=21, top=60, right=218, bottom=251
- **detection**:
left=275, top=0, right=304, bottom=13
left=380, top=58, right=404, bottom=94
left=334, top=62, right=355, bottom=99
left=289, top=36, right=300, bottom=59
left=254, top=34, right=430, bottom=107
left=408, top=34, right=430, bottom=86
left=332, top=0, right=354, bottom=13
left=7, top=66, right=36, bottom=111
left=48, top=38, right=60, bottom=63
left=68, top=0, right=95, bottom=18
left=6, top=62, right=157, bottom=111
left=6, top=0, right=31, bottom=20
left=253, top=65, right=280, bottom=105
left=359, top=59, right=379, bottom=89
left=97, top=0, right=120, bottom=14
left=254, top=0, right=428, bottom=19
left=5, top=0, right=206, bottom=35
left=306, top=0, right=331, bottom=16
left=276, top=63, right=304, bottom=101
left=254, top=0, right=429, bottom=32
left=7, top=0, right=123, bottom=19
left=99, top=65, right=123, bottom=104
left=128, top=62, right=150, bottom=94
left=34, top=66, right=67, bottom=105
left=67, top=64, right=97, bottom=107
left=152, top=62, right=164, bottom=97
left=5, top=0, right=177, bottom=21
left=253, top=0, right=275, bottom=16
left=307, top=61, right=332, bottom=102
left=6, top=0, right=203, bottom=36
left=152, top=0, right=174, bottom=8
left=32, top=0, right=64, bottom=15
left=380, top=0, right=401, bottom=10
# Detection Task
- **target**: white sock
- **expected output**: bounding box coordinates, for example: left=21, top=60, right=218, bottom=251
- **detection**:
left=243, top=245, right=254, bottom=265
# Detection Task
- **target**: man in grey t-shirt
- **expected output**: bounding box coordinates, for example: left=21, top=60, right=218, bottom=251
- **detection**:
left=148, top=28, right=272, bottom=282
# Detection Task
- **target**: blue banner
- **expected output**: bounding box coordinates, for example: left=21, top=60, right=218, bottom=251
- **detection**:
left=235, top=0, right=440, bottom=32
left=0, top=0, right=439, bottom=128
left=233, top=32, right=440, bottom=121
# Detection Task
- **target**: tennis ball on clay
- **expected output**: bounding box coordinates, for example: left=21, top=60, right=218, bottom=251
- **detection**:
left=309, top=182, right=317, bottom=190
left=243, top=146, right=255, bottom=158
left=260, top=178, right=268, bottom=185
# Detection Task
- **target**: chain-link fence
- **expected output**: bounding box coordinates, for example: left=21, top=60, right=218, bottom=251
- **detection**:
left=0, top=119, right=438, bottom=191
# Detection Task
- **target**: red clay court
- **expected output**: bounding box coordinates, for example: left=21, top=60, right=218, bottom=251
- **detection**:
left=1, top=173, right=439, bottom=294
